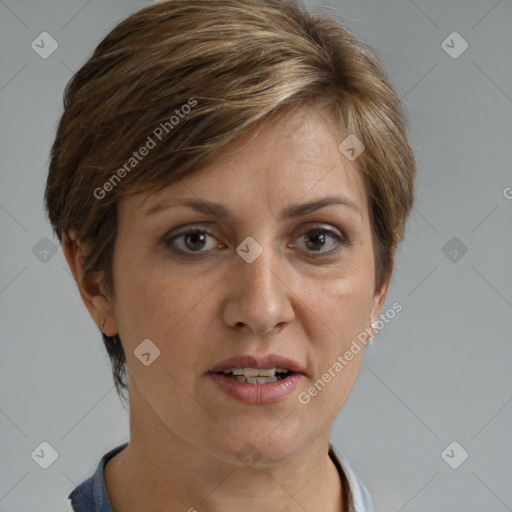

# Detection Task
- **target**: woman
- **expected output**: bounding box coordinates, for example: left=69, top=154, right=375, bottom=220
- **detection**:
left=45, top=0, right=416, bottom=510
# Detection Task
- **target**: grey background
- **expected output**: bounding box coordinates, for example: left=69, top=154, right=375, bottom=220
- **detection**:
left=0, top=0, right=511, bottom=511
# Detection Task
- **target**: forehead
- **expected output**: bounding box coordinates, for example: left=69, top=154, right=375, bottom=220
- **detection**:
left=128, top=106, right=368, bottom=220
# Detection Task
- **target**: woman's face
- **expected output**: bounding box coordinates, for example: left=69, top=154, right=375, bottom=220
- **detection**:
left=108, top=106, right=390, bottom=464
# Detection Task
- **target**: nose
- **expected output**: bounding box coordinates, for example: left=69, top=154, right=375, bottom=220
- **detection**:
left=222, top=242, right=295, bottom=336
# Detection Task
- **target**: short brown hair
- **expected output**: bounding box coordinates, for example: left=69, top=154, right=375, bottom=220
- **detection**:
left=45, top=0, right=416, bottom=402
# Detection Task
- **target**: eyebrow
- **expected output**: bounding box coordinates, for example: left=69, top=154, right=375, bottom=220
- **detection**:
left=143, top=195, right=362, bottom=221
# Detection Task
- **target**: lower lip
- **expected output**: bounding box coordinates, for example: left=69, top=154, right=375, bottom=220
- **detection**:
left=208, top=372, right=305, bottom=404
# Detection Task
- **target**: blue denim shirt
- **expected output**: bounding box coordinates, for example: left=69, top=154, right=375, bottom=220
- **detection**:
left=66, top=442, right=373, bottom=512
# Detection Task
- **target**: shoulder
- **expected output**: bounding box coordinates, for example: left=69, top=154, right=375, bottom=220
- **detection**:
left=67, top=442, right=128, bottom=512
left=329, top=444, right=374, bottom=512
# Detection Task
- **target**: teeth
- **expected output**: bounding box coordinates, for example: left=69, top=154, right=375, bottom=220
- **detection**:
left=226, top=368, right=245, bottom=375
left=244, top=368, right=261, bottom=377
left=233, top=375, right=279, bottom=384
left=222, top=367, right=289, bottom=377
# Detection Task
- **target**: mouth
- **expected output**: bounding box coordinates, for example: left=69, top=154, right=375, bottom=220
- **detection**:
left=213, top=367, right=294, bottom=385
left=207, top=354, right=306, bottom=403
left=208, top=367, right=305, bottom=404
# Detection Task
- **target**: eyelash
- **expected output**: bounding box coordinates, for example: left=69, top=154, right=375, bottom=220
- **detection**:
left=164, top=225, right=348, bottom=258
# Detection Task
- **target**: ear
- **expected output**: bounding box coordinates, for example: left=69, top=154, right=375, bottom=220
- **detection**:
left=368, top=249, right=395, bottom=333
left=61, top=229, right=117, bottom=336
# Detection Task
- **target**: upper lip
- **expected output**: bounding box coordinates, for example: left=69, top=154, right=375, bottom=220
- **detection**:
left=209, top=354, right=306, bottom=374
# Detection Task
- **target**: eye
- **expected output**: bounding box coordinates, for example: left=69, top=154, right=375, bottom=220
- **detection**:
left=164, top=225, right=347, bottom=257
left=291, top=227, right=346, bottom=256
left=164, top=228, right=222, bottom=254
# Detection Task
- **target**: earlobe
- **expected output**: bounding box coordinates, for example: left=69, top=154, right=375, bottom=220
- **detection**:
left=90, top=294, right=117, bottom=335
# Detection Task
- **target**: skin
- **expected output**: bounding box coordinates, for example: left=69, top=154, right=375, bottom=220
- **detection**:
left=63, top=105, right=392, bottom=512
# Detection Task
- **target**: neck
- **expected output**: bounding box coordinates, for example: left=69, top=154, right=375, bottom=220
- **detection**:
left=104, top=382, right=345, bottom=512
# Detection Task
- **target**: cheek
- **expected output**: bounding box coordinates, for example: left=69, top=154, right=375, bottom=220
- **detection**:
left=307, top=278, right=372, bottom=370
left=116, top=269, right=202, bottom=338
left=113, top=268, right=212, bottom=415
left=300, top=260, right=374, bottom=341
left=296, top=277, right=371, bottom=421
left=294, top=258, right=374, bottom=397
left=113, top=256, right=217, bottom=375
